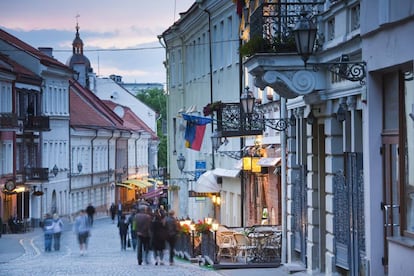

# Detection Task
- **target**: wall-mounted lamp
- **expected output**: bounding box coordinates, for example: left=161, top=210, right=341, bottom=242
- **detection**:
left=211, top=194, right=221, bottom=205
left=52, top=164, right=59, bottom=177
left=176, top=153, right=197, bottom=178
left=306, top=110, right=316, bottom=125
left=240, top=87, right=296, bottom=131
left=292, top=10, right=366, bottom=84
left=336, top=103, right=347, bottom=123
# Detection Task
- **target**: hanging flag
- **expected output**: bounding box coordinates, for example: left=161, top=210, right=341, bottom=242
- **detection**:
left=182, top=113, right=212, bottom=151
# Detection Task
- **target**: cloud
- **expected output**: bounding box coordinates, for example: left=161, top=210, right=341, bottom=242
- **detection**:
left=0, top=0, right=196, bottom=83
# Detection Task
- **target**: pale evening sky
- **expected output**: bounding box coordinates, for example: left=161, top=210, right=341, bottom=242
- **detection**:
left=0, top=0, right=195, bottom=84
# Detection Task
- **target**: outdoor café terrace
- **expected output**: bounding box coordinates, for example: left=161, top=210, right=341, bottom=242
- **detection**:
left=174, top=218, right=281, bottom=269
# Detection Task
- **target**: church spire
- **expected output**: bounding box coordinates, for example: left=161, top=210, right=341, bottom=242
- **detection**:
left=72, top=14, right=83, bottom=55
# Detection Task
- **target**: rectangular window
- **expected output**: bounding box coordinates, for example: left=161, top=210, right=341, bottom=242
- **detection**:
left=227, top=16, right=233, bottom=67
left=350, top=4, right=360, bottom=31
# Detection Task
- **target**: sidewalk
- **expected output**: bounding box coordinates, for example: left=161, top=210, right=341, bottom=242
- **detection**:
left=0, top=215, right=300, bottom=275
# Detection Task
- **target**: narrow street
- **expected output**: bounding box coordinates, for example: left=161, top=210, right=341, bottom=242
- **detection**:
left=0, top=216, right=291, bottom=276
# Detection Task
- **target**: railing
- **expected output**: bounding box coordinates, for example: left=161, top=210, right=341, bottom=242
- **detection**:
left=25, top=167, right=49, bottom=181
left=24, top=115, right=50, bottom=131
left=242, top=2, right=323, bottom=56
left=0, top=113, right=19, bottom=130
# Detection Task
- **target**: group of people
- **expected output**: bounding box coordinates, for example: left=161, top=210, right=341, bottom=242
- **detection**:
left=40, top=201, right=181, bottom=265
left=42, top=204, right=93, bottom=256
left=42, top=213, right=64, bottom=252
left=117, top=203, right=180, bottom=266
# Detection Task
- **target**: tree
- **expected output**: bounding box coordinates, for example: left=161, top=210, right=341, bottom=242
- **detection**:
left=136, top=88, right=167, bottom=168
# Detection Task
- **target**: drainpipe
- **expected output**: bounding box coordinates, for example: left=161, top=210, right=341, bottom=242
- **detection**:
left=239, top=37, right=244, bottom=227
left=107, top=130, right=114, bottom=203
left=90, top=129, right=98, bottom=202
left=281, top=97, right=287, bottom=264
left=135, top=132, right=141, bottom=177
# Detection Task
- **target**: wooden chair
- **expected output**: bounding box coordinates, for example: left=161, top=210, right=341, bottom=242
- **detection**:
left=216, top=233, right=236, bottom=262
left=233, top=232, right=255, bottom=263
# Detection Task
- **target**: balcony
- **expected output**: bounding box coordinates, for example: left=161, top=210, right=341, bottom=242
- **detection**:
left=26, top=167, right=49, bottom=181
left=0, top=113, right=19, bottom=130
left=243, top=2, right=326, bottom=99
left=24, top=116, right=50, bottom=131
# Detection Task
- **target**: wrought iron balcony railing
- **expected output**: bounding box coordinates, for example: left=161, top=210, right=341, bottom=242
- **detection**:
left=241, top=1, right=323, bottom=57
left=0, top=113, right=19, bottom=130
left=24, top=116, right=50, bottom=131
left=25, top=167, right=49, bottom=181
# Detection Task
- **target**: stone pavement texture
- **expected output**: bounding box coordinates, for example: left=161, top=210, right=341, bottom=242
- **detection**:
left=0, top=216, right=294, bottom=276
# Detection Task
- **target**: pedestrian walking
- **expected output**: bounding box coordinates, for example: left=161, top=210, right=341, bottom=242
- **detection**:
left=128, top=208, right=138, bottom=250
left=52, top=213, right=64, bottom=251
left=42, top=213, right=54, bottom=252
left=151, top=208, right=168, bottom=265
left=73, top=209, right=91, bottom=256
left=135, top=205, right=152, bottom=265
left=118, top=214, right=129, bottom=251
left=117, top=200, right=123, bottom=222
left=109, top=203, right=116, bottom=223
left=165, top=210, right=180, bottom=265
left=86, top=203, right=96, bottom=226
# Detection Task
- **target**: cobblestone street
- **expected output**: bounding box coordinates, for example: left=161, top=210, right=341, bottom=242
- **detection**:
left=0, top=216, right=221, bottom=276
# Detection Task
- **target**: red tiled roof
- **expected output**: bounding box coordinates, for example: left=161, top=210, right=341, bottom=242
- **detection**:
left=102, top=100, right=157, bottom=139
left=70, top=80, right=126, bottom=129
left=0, top=28, right=71, bottom=72
left=0, top=53, right=41, bottom=85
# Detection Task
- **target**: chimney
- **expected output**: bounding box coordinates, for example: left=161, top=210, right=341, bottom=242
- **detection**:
left=38, top=47, right=53, bottom=57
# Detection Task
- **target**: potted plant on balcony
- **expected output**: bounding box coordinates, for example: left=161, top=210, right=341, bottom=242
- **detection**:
left=203, top=101, right=222, bottom=116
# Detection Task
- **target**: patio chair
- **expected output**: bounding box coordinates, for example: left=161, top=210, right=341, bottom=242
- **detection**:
left=262, top=232, right=282, bottom=262
left=233, top=232, right=255, bottom=263
left=216, top=232, right=236, bottom=262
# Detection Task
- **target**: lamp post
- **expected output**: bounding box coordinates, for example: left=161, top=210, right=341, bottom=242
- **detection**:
left=212, top=221, right=219, bottom=264
left=190, top=220, right=196, bottom=258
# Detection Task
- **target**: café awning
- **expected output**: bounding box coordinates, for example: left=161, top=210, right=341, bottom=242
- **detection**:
left=257, top=157, right=281, bottom=167
left=116, top=183, right=134, bottom=190
left=143, top=188, right=164, bottom=200
left=123, top=179, right=153, bottom=189
left=213, top=168, right=240, bottom=178
left=195, top=170, right=220, bottom=193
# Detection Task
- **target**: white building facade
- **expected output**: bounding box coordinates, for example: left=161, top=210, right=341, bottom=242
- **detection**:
left=162, top=0, right=243, bottom=226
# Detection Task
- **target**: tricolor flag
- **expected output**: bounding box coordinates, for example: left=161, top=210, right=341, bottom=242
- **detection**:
left=182, top=113, right=212, bottom=151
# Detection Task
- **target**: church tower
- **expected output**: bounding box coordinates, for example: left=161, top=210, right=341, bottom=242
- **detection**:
left=67, top=17, right=94, bottom=89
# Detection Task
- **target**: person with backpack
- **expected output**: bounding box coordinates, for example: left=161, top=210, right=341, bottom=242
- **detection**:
left=42, top=213, right=54, bottom=252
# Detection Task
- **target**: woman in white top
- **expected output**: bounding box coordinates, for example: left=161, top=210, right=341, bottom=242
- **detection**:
left=52, top=213, right=64, bottom=251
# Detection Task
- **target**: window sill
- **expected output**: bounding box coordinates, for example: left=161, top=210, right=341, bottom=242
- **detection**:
left=388, top=236, right=414, bottom=249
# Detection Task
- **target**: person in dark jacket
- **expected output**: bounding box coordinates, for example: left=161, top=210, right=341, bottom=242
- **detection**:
left=151, top=208, right=168, bottom=265
left=86, top=203, right=95, bottom=226
left=165, top=210, right=180, bottom=265
left=135, top=205, right=152, bottom=265
left=109, top=203, right=116, bottom=223
left=128, top=209, right=138, bottom=250
left=117, top=214, right=129, bottom=250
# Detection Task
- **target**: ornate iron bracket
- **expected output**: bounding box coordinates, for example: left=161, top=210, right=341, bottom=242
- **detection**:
left=262, top=117, right=296, bottom=131
left=310, top=60, right=366, bottom=85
